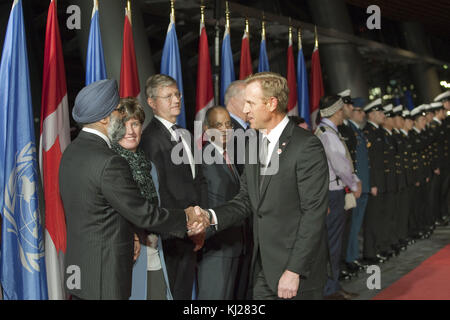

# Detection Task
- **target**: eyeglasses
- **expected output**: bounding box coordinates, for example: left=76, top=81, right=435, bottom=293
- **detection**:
left=154, top=92, right=182, bottom=102
left=210, top=122, right=234, bottom=130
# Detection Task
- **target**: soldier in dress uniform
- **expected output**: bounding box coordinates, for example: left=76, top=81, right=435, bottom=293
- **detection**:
left=433, top=90, right=450, bottom=224
left=391, top=105, right=409, bottom=251
left=345, top=101, right=371, bottom=273
left=428, top=101, right=448, bottom=226
left=380, top=104, right=400, bottom=257
left=400, top=110, right=416, bottom=245
left=362, top=99, right=388, bottom=264
left=315, top=95, right=361, bottom=300
left=409, top=105, right=431, bottom=240
left=421, top=104, right=438, bottom=232
left=336, top=89, right=358, bottom=281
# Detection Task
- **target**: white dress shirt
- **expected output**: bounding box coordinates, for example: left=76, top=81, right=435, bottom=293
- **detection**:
left=82, top=127, right=111, bottom=148
left=154, top=115, right=196, bottom=179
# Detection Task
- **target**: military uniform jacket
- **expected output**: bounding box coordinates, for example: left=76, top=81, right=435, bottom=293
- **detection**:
left=363, top=122, right=386, bottom=193
left=348, top=120, right=370, bottom=193
left=400, top=130, right=415, bottom=187
left=382, top=128, right=398, bottom=193
left=392, top=129, right=408, bottom=191
left=429, top=119, right=446, bottom=170
left=338, top=122, right=357, bottom=164
left=410, top=129, right=428, bottom=183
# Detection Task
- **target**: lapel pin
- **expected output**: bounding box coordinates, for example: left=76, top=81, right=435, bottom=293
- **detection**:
left=277, top=148, right=282, bottom=154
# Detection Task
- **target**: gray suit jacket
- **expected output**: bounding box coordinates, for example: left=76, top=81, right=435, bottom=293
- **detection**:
left=213, top=120, right=330, bottom=294
left=59, top=131, right=186, bottom=300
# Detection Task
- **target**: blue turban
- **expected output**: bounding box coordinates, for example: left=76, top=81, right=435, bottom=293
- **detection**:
left=72, top=79, right=120, bottom=123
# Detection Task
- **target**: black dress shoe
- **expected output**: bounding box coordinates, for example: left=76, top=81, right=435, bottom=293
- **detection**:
left=346, top=262, right=360, bottom=273
left=339, top=270, right=352, bottom=281
left=371, top=255, right=385, bottom=263
left=354, top=259, right=369, bottom=269
left=376, top=253, right=388, bottom=261
left=380, top=251, right=391, bottom=258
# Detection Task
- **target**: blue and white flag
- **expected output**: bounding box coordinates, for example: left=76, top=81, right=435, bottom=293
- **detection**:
left=85, top=0, right=107, bottom=85
left=297, top=45, right=310, bottom=125
left=0, top=0, right=48, bottom=300
left=220, top=24, right=235, bottom=106
left=161, top=14, right=186, bottom=128
left=257, top=36, right=269, bottom=73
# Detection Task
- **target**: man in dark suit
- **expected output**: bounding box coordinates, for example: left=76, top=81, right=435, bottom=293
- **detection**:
left=197, top=72, right=330, bottom=300
left=59, top=79, right=208, bottom=300
left=224, top=80, right=250, bottom=176
left=140, top=74, right=208, bottom=300
left=224, top=80, right=253, bottom=299
left=197, top=106, right=243, bottom=300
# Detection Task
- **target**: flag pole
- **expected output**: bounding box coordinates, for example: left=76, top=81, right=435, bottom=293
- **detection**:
left=288, top=17, right=292, bottom=45
left=314, top=25, right=318, bottom=49
left=225, top=1, right=230, bottom=29
left=170, top=0, right=175, bottom=22
left=126, top=0, right=131, bottom=24
left=261, top=12, right=265, bottom=40
left=298, top=27, right=302, bottom=51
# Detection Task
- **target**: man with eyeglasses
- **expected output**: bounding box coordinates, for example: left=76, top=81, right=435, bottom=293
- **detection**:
left=140, top=74, right=209, bottom=300
left=197, top=106, right=244, bottom=300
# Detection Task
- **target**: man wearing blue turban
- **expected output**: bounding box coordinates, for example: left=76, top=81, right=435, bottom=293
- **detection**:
left=59, top=79, right=209, bottom=300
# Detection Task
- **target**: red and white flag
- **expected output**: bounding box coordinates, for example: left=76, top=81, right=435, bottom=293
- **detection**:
left=119, top=3, right=140, bottom=98
left=195, top=18, right=214, bottom=123
left=286, top=30, right=298, bottom=116
left=239, top=22, right=252, bottom=80
left=39, top=0, right=71, bottom=300
left=309, top=32, right=324, bottom=129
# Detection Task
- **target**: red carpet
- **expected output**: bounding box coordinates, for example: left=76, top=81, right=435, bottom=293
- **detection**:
left=373, top=245, right=450, bottom=300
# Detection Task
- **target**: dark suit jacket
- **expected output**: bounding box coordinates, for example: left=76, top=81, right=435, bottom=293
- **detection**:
left=59, top=131, right=186, bottom=300
left=140, top=117, right=208, bottom=299
left=200, top=142, right=243, bottom=258
left=213, top=120, right=330, bottom=294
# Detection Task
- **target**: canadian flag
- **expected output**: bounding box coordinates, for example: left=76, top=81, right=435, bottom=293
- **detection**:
left=119, top=4, right=140, bottom=98
left=195, top=19, right=214, bottom=123
left=286, top=31, right=298, bottom=116
left=39, top=0, right=71, bottom=300
left=239, top=24, right=252, bottom=80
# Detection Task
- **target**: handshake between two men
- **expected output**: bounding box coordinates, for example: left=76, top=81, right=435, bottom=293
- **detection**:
left=184, top=206, right=212, bottom=252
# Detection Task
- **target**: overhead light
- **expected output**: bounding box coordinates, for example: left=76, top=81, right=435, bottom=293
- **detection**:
left=440, top=81, right=450, bottom=89
left=444, top=65, right=448, bottom=70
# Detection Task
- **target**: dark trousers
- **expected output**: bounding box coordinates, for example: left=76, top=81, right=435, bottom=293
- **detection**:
left=397, top=187, right=411, bottom=241
left=147, top=270, right=167, bottom=300
left=346, top=193, right=368, bottom=262
left=323, top=190, right=345, bottom=297
left=383, top=192, right=398, bottom=249
left=252, top=254, right=323, bottom=300
left=440, top=168, right=450, bottom=219
left=441, top=168, right=450, bottom=219
left=410, top=185, right=422, bottom=235
left=340, top=209, right=352, bottom=268
left=234, top=220, right=253, bottom=300
left=197, top=255, right=240, bottom=300
left=363, top=193, right=386, bottom=258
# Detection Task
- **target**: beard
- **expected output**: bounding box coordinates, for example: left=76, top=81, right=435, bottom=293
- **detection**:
left=106, top=113, right=126, bottom=143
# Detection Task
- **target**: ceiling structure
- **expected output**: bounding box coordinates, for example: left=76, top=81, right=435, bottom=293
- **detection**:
left=345, top=0, right=450, bottom=39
